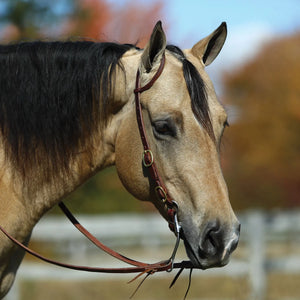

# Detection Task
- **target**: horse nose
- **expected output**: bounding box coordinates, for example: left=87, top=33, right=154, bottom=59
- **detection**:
left=229, top=223, right=241, bottom=252
left=224, top=222, right=240, bottom=258
left=199, top=221, right=240, bottom=259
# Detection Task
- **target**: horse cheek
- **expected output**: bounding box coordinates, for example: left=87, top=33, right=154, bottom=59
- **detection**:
left=114, top=117, right=151, bottom=202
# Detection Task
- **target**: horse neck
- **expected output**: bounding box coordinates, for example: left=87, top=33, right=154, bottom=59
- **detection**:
left=0, top=49, right=140, bottom=295
left=12, top=51, right=140, bottom=223
left=72, top=51, right=140, bottom=184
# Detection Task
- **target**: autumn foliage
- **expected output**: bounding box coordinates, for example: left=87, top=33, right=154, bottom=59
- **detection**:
left=1, top=0, right=165, bottom=49
left=64, top=0, right=164, bottom=47
left=223, top=32, right=300, bottom=210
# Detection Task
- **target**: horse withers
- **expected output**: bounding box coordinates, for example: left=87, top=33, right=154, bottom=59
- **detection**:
left=0, top=21, right=240, bottom=297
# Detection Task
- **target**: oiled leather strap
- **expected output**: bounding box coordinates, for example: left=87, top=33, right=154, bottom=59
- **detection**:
left=134, top=55, right=177, bottom=228
left=0, top=202, right=192, bottom=273
left=0, top=214, right=172, bottom=273
left=0, top=54, right=191, bottom=275
left=59, top=202, right=157, bottom=268
left=134, top=54, right=166, bottom=94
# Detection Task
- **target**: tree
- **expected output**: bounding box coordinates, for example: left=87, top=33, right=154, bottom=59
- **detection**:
left=64, top=0, right=164, bottom=47
left=0, top=0, right=73, bottom=40
left=104, top=1, right=165, bottom=47
left=222, top=32, right=300, bottom=210
left=1, top=0, right=165, bottom=48
left=61, top=0, right=112, bottom=40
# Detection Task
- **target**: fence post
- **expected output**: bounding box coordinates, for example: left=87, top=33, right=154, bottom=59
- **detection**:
left=247, top=211, right=266, bottom=300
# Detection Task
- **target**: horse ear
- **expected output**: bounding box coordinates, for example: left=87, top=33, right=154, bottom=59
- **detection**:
left=141, top=21, right=166, bottom=73
left=192, top=22, right=227, bottom=66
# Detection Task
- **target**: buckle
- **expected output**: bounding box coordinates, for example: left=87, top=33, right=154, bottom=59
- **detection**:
left=155, top=186, right=167, bottom=203
left=142, top=149, right=154, bottom=167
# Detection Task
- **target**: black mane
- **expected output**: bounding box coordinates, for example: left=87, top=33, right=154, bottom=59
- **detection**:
left=0, top=40, right=213, bottom=179
left=0, top=41, right=135, bottom=176
left=166, top=45, right=214, bottom=141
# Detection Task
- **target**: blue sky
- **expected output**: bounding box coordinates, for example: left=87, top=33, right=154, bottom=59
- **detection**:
left=165, top=0, right=300, bottom=43
left=107, top=0, right=300, bottom=91
left=1, top=0, right=299, bottom=90
left=164, top=0, right=300, bottom=63
left=164, top=0, right=300, bottom=91
left=107, top=0, right=300, bottom=43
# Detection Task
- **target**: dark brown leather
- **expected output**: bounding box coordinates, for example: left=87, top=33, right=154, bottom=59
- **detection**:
left=0, top=54, right=194, bottom=277
left=0, top=202, right=192, bottom=273
left=134, top=54, right=177, bottom=230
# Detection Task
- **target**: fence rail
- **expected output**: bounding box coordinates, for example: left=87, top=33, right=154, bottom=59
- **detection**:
left=5, top=210, right=300, bottom=300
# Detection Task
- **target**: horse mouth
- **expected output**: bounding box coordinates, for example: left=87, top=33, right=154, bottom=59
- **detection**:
left=180, top=224, right=238, bottom=270
left=182, top=236, right=228, bottom=269
left=183, top=238, right=205, bottom=269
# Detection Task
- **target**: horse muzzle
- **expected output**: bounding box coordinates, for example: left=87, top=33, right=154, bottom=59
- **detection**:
left=182, top=220, right=240, bottom=269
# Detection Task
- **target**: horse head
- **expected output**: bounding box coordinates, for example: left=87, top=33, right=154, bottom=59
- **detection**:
left=115, top=22, right=240, bottom=269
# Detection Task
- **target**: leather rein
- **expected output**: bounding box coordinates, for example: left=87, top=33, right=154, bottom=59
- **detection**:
left=0, top=54, right=194, bottom=278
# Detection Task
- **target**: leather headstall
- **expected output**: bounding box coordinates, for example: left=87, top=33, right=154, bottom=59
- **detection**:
left=0, top=54, right=193, bottom=284
left=134, top=54, right=179, bottom=232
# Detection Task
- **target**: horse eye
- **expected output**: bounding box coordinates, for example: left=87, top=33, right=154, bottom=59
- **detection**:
left=153, top=120, right=175, bottom=137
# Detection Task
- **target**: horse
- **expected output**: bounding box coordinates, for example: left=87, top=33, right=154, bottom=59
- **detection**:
left=0, top=21, right=240, bottom=298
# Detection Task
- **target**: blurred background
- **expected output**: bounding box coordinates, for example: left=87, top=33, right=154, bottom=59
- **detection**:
left=1, top=0, right=299, bottom=299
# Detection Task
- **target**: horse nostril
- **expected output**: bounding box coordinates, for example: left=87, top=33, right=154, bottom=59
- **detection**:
left=199, top=221, right=241, bottom=260
left=228, top=222, right=241, bottom=253
left=199, top=222, right=222, bottom=258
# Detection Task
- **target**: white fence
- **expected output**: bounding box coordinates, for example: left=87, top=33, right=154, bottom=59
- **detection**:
left=5, top=210, right=300, bottom=300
